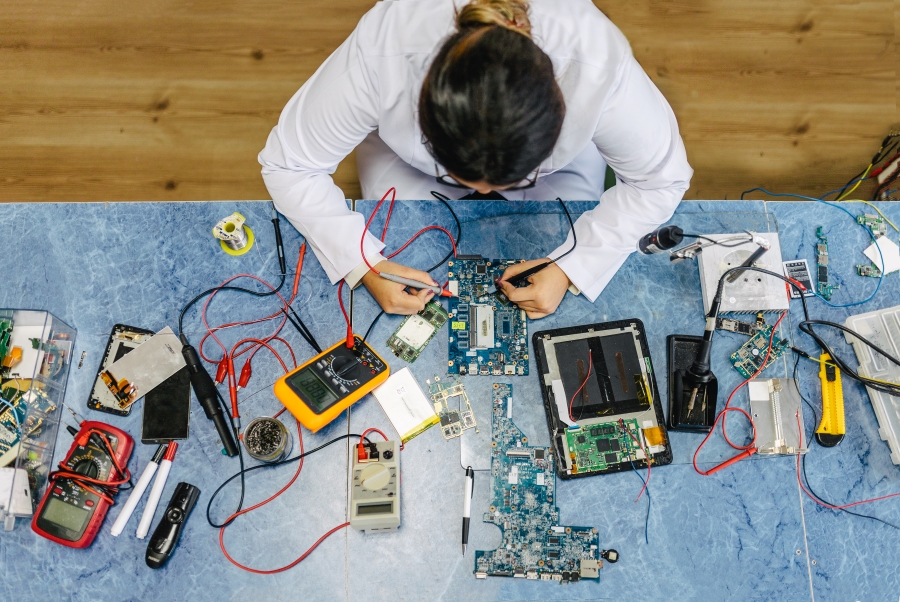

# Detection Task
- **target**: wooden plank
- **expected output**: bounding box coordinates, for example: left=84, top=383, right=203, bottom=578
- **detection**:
left=0, top=0, right=896, bottom=202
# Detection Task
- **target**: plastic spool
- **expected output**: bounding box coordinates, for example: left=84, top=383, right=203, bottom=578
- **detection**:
left=212, top=212, right=254, bottom=256
left=242, top=417, right=292, bottom=463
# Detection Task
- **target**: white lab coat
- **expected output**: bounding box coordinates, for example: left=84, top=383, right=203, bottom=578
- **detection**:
left=259, top=0, right=693, bottom=301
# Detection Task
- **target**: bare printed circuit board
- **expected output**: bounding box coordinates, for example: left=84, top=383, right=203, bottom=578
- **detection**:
left=447, top=257, right=528, bottom=376
left=474, top=383, right=601, bottom=584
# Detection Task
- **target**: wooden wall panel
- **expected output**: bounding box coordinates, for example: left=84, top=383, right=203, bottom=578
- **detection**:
left=0, top=0, right=897, bottom=202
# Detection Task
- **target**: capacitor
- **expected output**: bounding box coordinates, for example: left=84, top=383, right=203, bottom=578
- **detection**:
left=638, top=225, right=684, bottom=254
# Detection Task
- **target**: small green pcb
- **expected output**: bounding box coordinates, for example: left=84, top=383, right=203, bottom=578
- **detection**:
left=856, top=264, right=882, bottom=278
left=564, top=419, right=642, bottom=475
left=386, top=301, right=449, bottom=363
left=856, top=213, right=887, bottom=238
left=729, top=324, right=789, bottom=379
left=815, top=226, right=839, bottom=300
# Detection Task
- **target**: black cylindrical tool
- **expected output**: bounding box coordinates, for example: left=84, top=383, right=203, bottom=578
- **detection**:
left=638, top=225, right=684, bottom=254
left=180, top=336, right=239, bottom=457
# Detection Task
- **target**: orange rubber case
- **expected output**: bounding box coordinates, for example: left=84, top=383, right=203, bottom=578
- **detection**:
left=274, top=336, right=391, bottom=432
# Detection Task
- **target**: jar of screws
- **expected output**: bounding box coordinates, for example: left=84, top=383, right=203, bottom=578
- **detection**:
left=242, top=417, right=292, bottom=463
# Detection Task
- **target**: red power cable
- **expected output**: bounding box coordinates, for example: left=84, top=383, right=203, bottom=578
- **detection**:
left=567, top=352, right=593, bottom=422
left=693, top=311, right=787, bottom=476
left=794, top=413, right=900, bottom=510
left=338, top=187, right=458, bottom=347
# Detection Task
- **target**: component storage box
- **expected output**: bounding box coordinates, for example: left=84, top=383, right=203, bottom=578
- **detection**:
left=0, top=309, right=75, bottom=530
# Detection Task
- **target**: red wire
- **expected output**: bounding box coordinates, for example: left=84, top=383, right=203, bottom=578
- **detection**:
left=693, top=311, right=787, bottom=476
left=620, top=419, right=651, bottom=502
left=361, top=427, right=390, bottom=442
left=567, top=352, right=593, bottom=422
left=199, top=244, right=306, bottom=364
left=794, top=413, right=900, bottom=510
left=48, top=431, right=131, bottom=506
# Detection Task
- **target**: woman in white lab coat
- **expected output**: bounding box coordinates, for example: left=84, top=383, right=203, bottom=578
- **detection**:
left=259, top=0, right=692, bottom=318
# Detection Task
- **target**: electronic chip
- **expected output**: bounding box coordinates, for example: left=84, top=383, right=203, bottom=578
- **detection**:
left=448, top=257, right=528, bottom=376
left=475, top=384, right=600, bottom=584
left=386, top=301, right=449, bottom=363
left=604, top=453, right=618, bottom=464
left=596, top=438, right=610, bottom=453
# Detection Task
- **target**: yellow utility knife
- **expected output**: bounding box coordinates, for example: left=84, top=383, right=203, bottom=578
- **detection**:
left=815, top=353, right=845, bottom=447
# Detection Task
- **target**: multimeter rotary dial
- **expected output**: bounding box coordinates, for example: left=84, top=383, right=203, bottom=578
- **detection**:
left=359, top=463, right=392, bottom=490
left=329, top=356, right=361, bottom=382
left=72, top=456, right=102, bottom=479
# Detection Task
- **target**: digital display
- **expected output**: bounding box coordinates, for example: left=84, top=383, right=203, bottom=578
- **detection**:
left=356, top=502, right=393, bottom=516
left=42, top=497, right=90, bottom=533
left=286, top=368, right=338, bottom=413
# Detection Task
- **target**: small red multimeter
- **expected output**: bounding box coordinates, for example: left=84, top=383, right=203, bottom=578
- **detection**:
left=32, top=420, right=133, bottom=548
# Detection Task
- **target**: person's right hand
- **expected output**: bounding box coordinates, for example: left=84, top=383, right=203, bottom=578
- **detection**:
left=361, top=260, right=436, bottom=314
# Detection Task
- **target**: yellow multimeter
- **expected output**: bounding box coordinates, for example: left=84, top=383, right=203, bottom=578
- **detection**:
left=274, top=335, right=391, bottom=432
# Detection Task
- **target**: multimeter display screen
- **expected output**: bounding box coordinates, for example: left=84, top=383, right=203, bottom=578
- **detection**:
left=42, top=497, right=90, bottom=533
left=357, top=502, right=393, bottom=515
left=286, top=369, right=338, bottom=412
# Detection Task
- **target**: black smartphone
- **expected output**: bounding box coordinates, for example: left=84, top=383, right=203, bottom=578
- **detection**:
left=141, top=366, right=191, bottom=443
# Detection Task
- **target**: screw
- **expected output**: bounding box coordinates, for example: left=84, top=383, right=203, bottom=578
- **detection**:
left=812, top=560, right=818, bottom=565
left=796, top=549, right=802, bottom=555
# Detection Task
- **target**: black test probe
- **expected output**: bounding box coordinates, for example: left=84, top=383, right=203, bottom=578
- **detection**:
left=503, top=200, right=576, bottom=288
left=177, top=203, right=291, bottom=458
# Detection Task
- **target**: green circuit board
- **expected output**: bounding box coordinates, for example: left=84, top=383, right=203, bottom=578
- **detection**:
left=0, top=384, right=57, bottom=459
left=856, top=213, right=887, bottom=238
left=474, top=384, right=601, bottom=584
left=564, top=419, right=643, bottom=475
left=386, top=301, right=448, bottom=363
left=729, top=324, right=790, bottom=379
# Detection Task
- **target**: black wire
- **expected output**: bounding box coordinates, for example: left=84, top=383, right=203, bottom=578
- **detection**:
left=681, top=233, right=718, bottom=244
left=177, top=213, right=288, bottom=337
left=282, top=306, right=322, bottom=354
left=362, top=310, right=385, bottom=345
left=206, top=433, right=370, bottom=528
left=359, top=195, right=461, bottom=347
left=707, top=265, right=900, bottom=397
left=206, top=388, right=246, bottom=528
left=790, top=355, right=900, bottom=531
left=551, top=199, right=577, bottom=262
left=796, top=321, right=900, bottom=397
left=428, top=192, right=462, bottom=272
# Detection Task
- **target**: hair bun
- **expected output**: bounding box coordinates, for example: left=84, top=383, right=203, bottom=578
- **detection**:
left=456, top=0, right=531, bottom=37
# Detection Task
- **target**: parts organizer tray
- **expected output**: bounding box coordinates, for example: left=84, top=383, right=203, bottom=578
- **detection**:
left=0, top=309, right=75, bottom=531
left=844, top=304, right=900, bottom=465
left=532, top=319, right=672, bottom=479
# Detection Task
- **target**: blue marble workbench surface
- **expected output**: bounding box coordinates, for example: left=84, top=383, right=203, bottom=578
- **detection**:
left=1, top=199, right=898, bottom=602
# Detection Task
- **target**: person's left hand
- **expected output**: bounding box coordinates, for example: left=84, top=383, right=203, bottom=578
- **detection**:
left=497, top=258, right=571, bottom=319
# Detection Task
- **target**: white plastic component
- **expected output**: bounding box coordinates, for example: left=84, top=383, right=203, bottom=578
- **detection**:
left=844, top=305, right=900, bottom=465
left=350, top=440, right=400, bottom=533
left=550, top=380, right=576, bottom=427
left=698, top=232, right=789, bottom=313
left=0, top=468, right=33, bottom=530
left=394, top=315, right=436, bottom=348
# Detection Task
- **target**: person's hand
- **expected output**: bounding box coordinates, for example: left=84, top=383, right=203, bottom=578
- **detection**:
left=497, top=259, right=570, bottom=319
left=361, top=260, right=436, bottom=314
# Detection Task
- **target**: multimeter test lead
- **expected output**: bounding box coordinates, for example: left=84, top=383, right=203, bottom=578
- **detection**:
left=377, top=273, right=454, bottom=297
